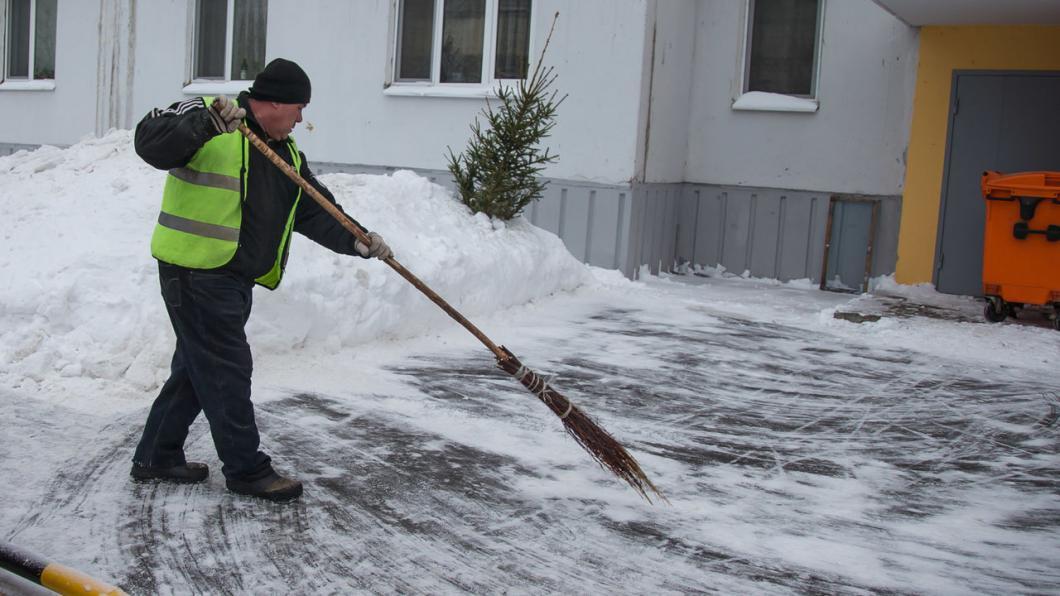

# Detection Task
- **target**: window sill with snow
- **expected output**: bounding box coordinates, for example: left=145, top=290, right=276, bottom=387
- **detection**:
left=732, top=91, right=818, bottom=113
left=0, top=80, right=56, bottom=92
left=383, top=84, right=500, bottom=99
left=183, top=80, right=255, bottom=97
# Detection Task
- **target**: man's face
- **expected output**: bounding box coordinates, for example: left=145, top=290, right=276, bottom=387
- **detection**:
left=264, top=102, right=305, bottom=141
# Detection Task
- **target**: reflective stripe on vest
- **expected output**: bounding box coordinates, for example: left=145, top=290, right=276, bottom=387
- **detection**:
left=167, top=166, right=241, bottom=193
left=157, top=211, right=240, bottom=243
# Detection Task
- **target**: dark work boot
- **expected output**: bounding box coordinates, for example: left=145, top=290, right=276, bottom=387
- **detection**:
left=130, top=462, right=209, bottom=484
left=226, top=471, right=303, bottom=502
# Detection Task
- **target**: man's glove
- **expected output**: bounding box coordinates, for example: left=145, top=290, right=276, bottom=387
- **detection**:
left=355, top=232, right=393, bottom=260
left=207, top=95, right=246, bottom=134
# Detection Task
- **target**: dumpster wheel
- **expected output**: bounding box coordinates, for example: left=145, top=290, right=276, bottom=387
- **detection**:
left=984, top=297, right=1008, bottom=323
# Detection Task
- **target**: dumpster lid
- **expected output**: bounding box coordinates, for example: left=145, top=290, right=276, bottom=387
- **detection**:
left=981, top=171, right=1060, bottom=199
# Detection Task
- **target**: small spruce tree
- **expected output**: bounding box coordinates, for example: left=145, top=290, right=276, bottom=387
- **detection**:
left=447, top=13, right=565, bottom=221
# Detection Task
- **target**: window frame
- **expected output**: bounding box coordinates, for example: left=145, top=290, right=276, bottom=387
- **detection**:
left=734, top=0, right=824, bottom=113
left=1, top=0, right=57, bottom=90
left=386, top=0, right=534, bottom=98
left=184, top=0, right=265, bottom=93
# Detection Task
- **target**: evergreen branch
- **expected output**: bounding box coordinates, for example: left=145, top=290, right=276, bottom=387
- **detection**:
left=445, top=11, right=564, bottom=221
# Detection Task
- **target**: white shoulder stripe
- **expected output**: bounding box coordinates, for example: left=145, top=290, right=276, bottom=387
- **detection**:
left=160, top=98, right=205, bottom=116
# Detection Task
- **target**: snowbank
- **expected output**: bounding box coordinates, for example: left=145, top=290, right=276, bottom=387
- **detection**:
left=0, top=131, right=590, bottom=397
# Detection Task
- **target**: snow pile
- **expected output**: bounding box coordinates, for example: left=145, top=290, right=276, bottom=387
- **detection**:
left=869, top=273, right=979, bottom=308
left=675, top=262, right=818, bottom=290
left=0, top=131, right=590, bottom=396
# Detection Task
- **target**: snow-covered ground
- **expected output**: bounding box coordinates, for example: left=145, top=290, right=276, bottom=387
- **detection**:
left=1, top=134, right=1058, bottom=594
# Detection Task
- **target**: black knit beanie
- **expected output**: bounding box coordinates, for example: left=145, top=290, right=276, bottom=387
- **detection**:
left=249, top=58, right=311, bottom=104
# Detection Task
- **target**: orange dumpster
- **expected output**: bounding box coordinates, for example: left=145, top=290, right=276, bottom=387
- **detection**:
left=980, top=171, right=1060, bottom=330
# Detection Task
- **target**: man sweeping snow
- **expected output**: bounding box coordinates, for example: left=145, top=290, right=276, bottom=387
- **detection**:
left=129, top=58, right=391, bottom=502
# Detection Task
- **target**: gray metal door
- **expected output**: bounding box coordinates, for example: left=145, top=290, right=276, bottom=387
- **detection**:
left=934, top=72, right=1060, bottom=296
left=822, top=198, right=879, bottom=293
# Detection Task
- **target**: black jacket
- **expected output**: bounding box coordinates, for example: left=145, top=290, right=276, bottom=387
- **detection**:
left=135, top=92, right=366, bottom=286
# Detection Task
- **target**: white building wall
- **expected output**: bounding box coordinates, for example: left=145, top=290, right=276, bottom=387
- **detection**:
left=127, top=0, right=651, bottom=186
left=130, top=0, right=193, bottom=125
left=640, top=0, right=697, bottom=183
left=284, top=0, right=650, bottom=185
left=5, top=1, right=651, bottom=186
left=0, top=0, right=923, bottom=279
left=1, top=0, right=101, bottom=146
left=536, top=0, right=650, bottom=184
left=684, top=0, right=919, bottom=196
left=3, top=0, right=917, bottom=195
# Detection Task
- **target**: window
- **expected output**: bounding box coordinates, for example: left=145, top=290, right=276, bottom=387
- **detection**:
left=4, top=0, right=56, bottom=81
left=745, top=0, right=821, bottom=97
left=193, top=0, right=267, bottom=81
left=394, top=0, right=532, bottom=86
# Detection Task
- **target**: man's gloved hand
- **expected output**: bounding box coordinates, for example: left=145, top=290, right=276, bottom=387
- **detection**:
left=207, top=95, right=246, bottom=134
left=355, top=231, right=393, bottom=260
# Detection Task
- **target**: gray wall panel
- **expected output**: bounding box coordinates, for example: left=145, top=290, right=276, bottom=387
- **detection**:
left=311, top=162, right=637, bottom=274
left=542, top=182, right=637, bottom=274
left=777, top=195, right=815, bottom=281
left=644, top=189, right=661, bottom=274
left=749, top=194, right=782, bottom=278
left=873, top=197, right=901, bottom=278
left=675, top=189, right=699, bottom=267
left=825, top=201, right=876, bottom=290
left=654, top=189, right=668, bottom=273
left=584, top=190, right=597, bottom=263
left=721, top=190, right=752, bottom=275
left=692, top=190, right=725, bottom=266
left=2, top=142, right=895, bottom=283
left=674, top=184, right=897, bottom=284
left=308, top=162, right=901, bottom=283
left=807, top=195, right=829, bottom=282
left=643, top=187, right=670, bottom=274
left=637, top=189, right=654, bottom=274
left=626, top=190, right=648, bottom=276
left=533, top=187, right=564, bottom=236
left=663, top=187, right=681, bottom=274
left=527, top=188, right=542, bottom=227
left=588, top=190, right=621, bottom=268
left=562, top=187, right=591, bottom=262
left=615, top=191, right=632, bottom=273
left=0, top=143, right=43, bottom=156
left=630, top=184, right=683, bottom=276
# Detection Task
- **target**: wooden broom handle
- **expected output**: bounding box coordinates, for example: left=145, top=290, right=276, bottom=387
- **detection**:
left=236, top=122, right=507, bottom=361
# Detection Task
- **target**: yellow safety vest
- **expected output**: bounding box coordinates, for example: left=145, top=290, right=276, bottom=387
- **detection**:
left=151, top=97, right=302, bottom=289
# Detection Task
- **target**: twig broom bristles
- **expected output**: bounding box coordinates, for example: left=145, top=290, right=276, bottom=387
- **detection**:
left=228, top=113, right=665, bottom=504
left=496, top=348, right=664, bottom=502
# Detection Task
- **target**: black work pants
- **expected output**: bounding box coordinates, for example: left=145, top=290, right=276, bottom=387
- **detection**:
left=132, top=262, right=272, bottom=481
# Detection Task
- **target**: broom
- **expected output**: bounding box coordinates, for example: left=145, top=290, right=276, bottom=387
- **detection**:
left=230, top=115, right=664, bottom=503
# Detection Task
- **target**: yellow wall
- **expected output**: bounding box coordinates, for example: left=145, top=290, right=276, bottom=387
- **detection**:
left=897, top=26, right=1060, bottom=284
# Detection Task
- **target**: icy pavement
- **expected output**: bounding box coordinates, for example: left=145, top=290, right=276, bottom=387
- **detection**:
left=2, top=274, right=1058, bottom=594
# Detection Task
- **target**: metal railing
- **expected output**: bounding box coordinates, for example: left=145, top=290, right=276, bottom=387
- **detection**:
left=0, top=540, right=126, bottom=595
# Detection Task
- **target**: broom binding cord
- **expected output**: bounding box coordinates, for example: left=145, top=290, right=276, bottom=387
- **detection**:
left=510, top=358, right=573, bottom=419
left=232, top=116, right=663, bottom=502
